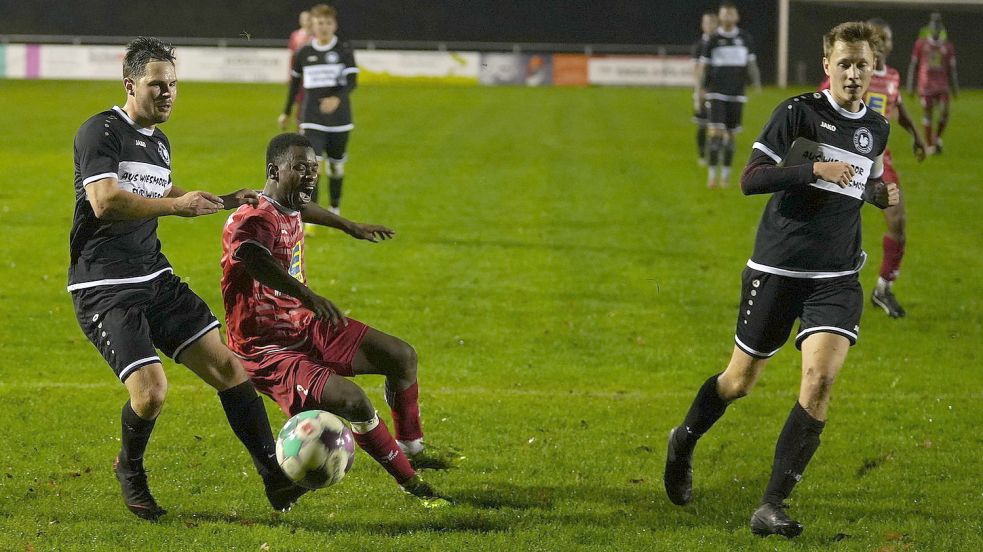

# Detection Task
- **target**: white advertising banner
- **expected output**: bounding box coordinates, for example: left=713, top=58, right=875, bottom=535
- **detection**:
left=588, top=56, right=694, bottom=87
left=356, top=50, right=480, bottom=83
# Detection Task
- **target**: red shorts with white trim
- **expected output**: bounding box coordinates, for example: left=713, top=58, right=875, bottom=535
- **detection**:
left=240, top=317, right=369, bottom=416
left=734, top=267, right=863, bottom=359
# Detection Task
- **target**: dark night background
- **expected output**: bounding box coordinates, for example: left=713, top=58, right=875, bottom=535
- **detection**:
left=2, top=1, right=980, bottom=85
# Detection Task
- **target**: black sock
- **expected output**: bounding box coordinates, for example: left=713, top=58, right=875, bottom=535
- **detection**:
left=678, top=373, right=728, bottom=448
left=723, top=139, right=735, bottom=168
left=120, top=400, right=156, bottom=468
left=218, top=381, right=280, bottom=480
left=762, top=402, right=825, bottom=505
left=697, top=127, right=707, bottom=159
left=329, top=177, right=343, bottom=208
left=707, top=136, right=722, bottom=167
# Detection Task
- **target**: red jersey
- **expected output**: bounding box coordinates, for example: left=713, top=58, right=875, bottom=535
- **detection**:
left=221, top=195, right=312, bottom=359
left=288, top=29, right=312, bottom=54
left=819, top=65, right=902, bottom=120
left=911, top=38, right=955, bottom=96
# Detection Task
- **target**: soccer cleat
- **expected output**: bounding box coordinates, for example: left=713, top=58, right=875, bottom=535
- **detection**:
left=328, top=206, right=341, bottom=216
left=934, top=138, right=943, bottom=155
left=750, top=502, right=804, bottom=538
left=405, top=444, right=465, bottom=471
left=113, top=456, right=167, bottom=522
left=663, top=427, right=694, bottom=506
left=871, top=287, right=906, bottom=318
left=304, top=223, right=317, bottom=237
left=263, top=470, right=310, bottom=512
left=400, top=475, right=451, bottom=508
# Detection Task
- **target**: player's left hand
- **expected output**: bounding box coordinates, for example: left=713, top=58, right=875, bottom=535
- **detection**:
left=319, top=96, right=341, bottom=114
left=220, top=189, right=260, bottom=209
left=348, top=223, right=395, bottom=243
left=913, top=141, right=926, bottom=162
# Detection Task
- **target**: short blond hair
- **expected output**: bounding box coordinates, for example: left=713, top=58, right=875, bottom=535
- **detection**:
left=823, top=21, right=882, bottom=59
left=309, top=4, right=336, bottom=20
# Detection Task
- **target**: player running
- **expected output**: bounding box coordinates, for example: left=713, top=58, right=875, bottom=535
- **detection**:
left=695, top=1, right=761, bottom=188
left=691, top=10, right=718, bottom=166
left=279, top=3, right=358, bottom=225
left=70, top=37, right=307, bottom=521
left=822, top=19, right=926, bottom=318
left=221, top=133, right=462, bottom=508
left=906, top=12, right=958, bottom=154
left=664, top=22, right=898, bottom=538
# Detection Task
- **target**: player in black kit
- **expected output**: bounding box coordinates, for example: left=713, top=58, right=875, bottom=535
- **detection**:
left=71, top=37, right=308, bottom=521
left=692, top=10, right=718, bottom=165
left=695, top=2, right=761, bottom=188
left=279, top=3, right=359, bottom=224
left=664, top=22, right=899, bottom=538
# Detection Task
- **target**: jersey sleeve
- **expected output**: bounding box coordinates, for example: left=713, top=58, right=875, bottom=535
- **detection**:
left=341, top=43, right=359, bottom=79
left=75, top=118, right=122, bottom=187
left=945, top=41, right=956, bottom=66
left=699, top=37, right=712, bottom=63
left=290, top=47, right=303, bottom=78
left=751, top=100, right=801, bottom=164
left=911, top=39, right=923, bottom=62
left=745, top=32, right=757, bottom=61
left=229, top=210, right=279, bottom=261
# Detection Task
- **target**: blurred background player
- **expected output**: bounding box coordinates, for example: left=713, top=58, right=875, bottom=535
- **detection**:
left=695, top=1, right=761, bottom=188
left=666, top=22, right=897, bottom=538
left=221, top=133, right=463, bottom=508
left=907, top=12, right=958, bottom=154
left=71, top=37, right=305, bottom=521
left=286, top=9, right=313, bottom=128
left=279, top=3, right=359, bottom=228
left=691, top=10, right=718, bottom=166
left=821, top=19, right=927, bottom=318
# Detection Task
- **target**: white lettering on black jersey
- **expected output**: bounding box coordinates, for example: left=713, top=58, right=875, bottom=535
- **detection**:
left=701, top=27, right=756, bottom=102
left=69, top=106, right=174, bottom=290
left=291, top=36, right=359, bottom=132
left=746, top=90, right=890, bottom=277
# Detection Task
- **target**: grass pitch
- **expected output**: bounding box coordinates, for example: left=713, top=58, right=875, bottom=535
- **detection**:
left=0, top=80, right=980, bottom=551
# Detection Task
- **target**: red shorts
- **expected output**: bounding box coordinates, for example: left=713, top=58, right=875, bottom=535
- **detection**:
left=881, top=148, right=899, bottom=186
left=240, top=317, right=369, bottom=416
left=919, top=93, right=949, bottom=110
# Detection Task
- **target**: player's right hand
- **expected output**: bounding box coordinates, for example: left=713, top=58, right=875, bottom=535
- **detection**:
left=277, top=113, right=289, bottom=130
left=813, top=162, right=855, bottom=188
left=173, top=191, right=224, bottom=217
left=301, top=292, right=348, bottom=330
left=913, top=141, right=926, bottom=162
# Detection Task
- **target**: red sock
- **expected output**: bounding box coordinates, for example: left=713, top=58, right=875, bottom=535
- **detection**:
left=387, top=381, right=423, bottom=441
left=879, top=235, right=905, bottom=282
left=351, top=418, right=416, bottom=484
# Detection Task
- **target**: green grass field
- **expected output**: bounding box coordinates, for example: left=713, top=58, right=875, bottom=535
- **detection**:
left=0, top=79, right=980, bottom=551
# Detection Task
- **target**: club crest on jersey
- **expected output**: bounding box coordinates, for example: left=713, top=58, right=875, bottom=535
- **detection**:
left=853, top=127, right=873, bottom=154
left=326, top=52, right=339, bottom=63
left=157, top=142, right=170, bottom=166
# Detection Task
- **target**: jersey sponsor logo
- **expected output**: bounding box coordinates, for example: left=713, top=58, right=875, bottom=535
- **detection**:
left=820, top=121, right=837, bottom=132
left=866, top=92, right=888, bottom=116
left=288, top=241, right=305, bottom=283
left=853, top=127, right=873, bottom=154
left=296, top=384, right=309, bottom=396
left=135, top=139, right=147, bottom=148
left=157, top=142, right=170, bottom=166
left=117, top=161, right=172, bottom=199
left=710, top=45, right=750, bottom=67
left=785, top=138, right=873, bottom=200
left=302, top=63, right=345, bottom=88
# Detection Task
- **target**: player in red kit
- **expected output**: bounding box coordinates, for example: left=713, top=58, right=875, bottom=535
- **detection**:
left=907, top=12, right=958, bottom=154
left=221, top=133, right=462, bottom=508
left=821, top=19, right=925, bottom=318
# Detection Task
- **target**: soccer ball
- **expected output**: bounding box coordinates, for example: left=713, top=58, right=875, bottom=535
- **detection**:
left=276, top=410, right=355, bottom=489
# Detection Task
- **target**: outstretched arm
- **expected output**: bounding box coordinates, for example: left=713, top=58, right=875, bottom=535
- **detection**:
left=86, top=178, right=223, bottom=220
left=168, top=184, right=259, bottom=209
left=300, top=202, right=395, bottom=242
left=235, top=242, right=347, bottom=329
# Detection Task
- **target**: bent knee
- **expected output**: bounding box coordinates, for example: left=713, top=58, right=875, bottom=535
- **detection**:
left=132, top=384, right=168, bottom=415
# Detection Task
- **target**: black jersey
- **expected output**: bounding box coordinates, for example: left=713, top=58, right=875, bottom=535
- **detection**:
left=69, top=106, right=173, bottom=291
left=291, top=36, right=359, bottom=132
left=747, top=90, right=890, bottom=277
left=700, top=27, right=756, bottom=102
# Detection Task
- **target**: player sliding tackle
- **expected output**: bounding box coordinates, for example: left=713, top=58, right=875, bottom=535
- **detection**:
left=220, top=133, right=462, bottom=508
left=664, top=22, right=898, bottom=538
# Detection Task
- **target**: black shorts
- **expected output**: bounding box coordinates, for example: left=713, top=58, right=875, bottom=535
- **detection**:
left=734, top=267, right=862, bottom=359
left=707, top=99, right=744, bottom=133
left=302, top=129, right=350, bottom=164
left=72, top=271, right=220, bottom=382
left=693, top=102, right=709, bottom=126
